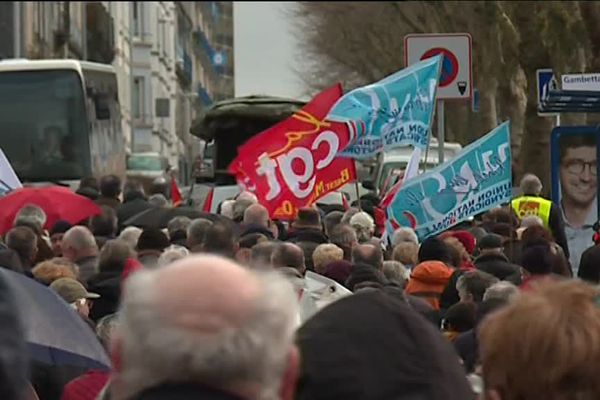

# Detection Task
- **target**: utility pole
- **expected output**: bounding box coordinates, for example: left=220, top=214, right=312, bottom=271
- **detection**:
left=13, top=2, right=21, bottom=58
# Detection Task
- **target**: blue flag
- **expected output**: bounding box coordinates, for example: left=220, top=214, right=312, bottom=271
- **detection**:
left=386, top=122, right=512, bottom=240
left=327, top=56, right=442, bottom=159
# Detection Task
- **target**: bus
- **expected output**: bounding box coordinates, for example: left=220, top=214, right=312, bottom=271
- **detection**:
left=0, top=59, right=126, bottom=186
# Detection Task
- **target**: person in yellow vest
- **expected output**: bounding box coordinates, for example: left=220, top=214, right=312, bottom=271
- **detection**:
left=511, top=174, right=570, bottom=263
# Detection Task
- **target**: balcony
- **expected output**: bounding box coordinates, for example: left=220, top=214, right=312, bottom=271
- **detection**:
left=197, top=83, right=212, bottom=107
left=176, top=44, right=193, bottom=85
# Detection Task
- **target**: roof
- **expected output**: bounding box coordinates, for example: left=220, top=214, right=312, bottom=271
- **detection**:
left=189, top=95, right=306, bottom=141
left=0, top=59, right=115, bottom=74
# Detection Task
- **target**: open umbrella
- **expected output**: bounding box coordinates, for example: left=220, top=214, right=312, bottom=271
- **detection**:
left=0, top=268, right=110, bottom=371
left=0, top=186, right=101, bottom=234
left=123, top=206, right=232, bottom=230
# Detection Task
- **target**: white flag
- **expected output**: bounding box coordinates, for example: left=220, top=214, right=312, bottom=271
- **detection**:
left=0, top=148, right=22, bottom=195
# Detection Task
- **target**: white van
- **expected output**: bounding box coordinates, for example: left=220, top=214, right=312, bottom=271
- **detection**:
left=368, top=138, right=463, bottom=195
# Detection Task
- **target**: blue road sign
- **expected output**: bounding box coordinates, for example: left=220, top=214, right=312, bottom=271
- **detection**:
left=537, top=69, right=557, bottom=116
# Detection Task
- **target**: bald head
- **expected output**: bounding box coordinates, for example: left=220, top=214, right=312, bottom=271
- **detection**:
left=117, top=255, right=299, bottom=399
left=352, top=243, right=384, bottom=270
left=243, top=204, right=270, bottom=228
left=271, top=243, right=305, bottom=274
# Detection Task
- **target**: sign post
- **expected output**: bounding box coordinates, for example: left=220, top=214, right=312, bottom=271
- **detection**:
left=405, top=33, right=473, bottom=165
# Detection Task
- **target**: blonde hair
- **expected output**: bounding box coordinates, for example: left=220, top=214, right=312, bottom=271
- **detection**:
left=480, top=280, right=600, bottom=400
left=312, top=243, right=343, bottom=275
left=32, top=260, right=77, bottom=285
left=392, top=242, right=418, bottom=267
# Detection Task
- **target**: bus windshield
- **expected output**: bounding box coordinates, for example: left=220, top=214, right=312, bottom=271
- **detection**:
left=127, top=155, right=164, bottom=171
left=0, top=70, right=90, bottom=182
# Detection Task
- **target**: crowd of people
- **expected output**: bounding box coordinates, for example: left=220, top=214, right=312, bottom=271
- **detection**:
left=2, top=172, right=600, bottom=400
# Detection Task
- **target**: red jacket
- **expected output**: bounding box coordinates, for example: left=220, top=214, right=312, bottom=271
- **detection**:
left=61, top=370, right=110, bottom=400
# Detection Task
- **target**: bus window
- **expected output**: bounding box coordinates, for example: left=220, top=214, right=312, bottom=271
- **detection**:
left=0, top=70, right=89, bottom=181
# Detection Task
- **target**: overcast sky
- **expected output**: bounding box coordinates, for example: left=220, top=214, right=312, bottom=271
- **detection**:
left=233, top=2, right=308, bottom=100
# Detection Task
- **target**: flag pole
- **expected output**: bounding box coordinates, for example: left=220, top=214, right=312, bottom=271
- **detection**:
left=353, top=161, right=361, bottom=210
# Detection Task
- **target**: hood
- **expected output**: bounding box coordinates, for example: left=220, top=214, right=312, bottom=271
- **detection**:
left=410, top=261, right=454, bottom=285
left=296, top=291, right=473, bottom=400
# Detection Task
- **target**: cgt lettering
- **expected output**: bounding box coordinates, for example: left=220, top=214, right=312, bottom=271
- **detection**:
left=256, top=130, right=340, bottom=200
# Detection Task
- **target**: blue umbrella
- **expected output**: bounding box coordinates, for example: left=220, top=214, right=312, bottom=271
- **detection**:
left=0, top=268, right=110, bottom=371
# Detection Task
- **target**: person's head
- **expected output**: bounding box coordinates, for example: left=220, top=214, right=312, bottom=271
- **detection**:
left=392, top=242, right=419, bottom=268
left=483, top=281, right=520, bottom=303
left=202, top=222, right=237, bottom=258
left=341, top=207, right=360, bottom=225
left=50, top=277, right=99, bottom=318
left=90, top=206, right=118, bottom=237
left=296, top=291, right=473, bottom=400
left=351, top=244, right=384, bottom=271
left=123, top=180, right=145, bottom=202
left=519, top=173, right=543, bottom=196
left=100, top=174, right=122, bottom=199
left=236, top=233, right=268, bottom=264
left=382, top=260, right=409, bottom=288
left=157, top=245, right=190, bottom=267
left=236, top=190, right=258, bottom=203
left=345, top=264, right=387, bottom=292
left=31, top=260, right=77, bottom=285
left=442, top=301, right=477, bottom=334
left=233, top=198, right=255, bottom=223
left=312, top=244, right=343, bottom=275
left=79, top=176, right=99, bottom=192
left=480, top=280, right=600, bottom=400
left=148, top=194, right=168, bottom=208
left=49, top=220, right=72, bottom=256
left=243, top=204, right=270, bottom=229
left=350, top=212, right=374, bottom=243
left=167, top=216, right=191, bottom=239
left=118, top=226, right=143, bottom=251
left=13, top=204, right=46, bottom=234
left=559, top=134, right=597, bottom=208
left=113, top=255, right=299, bottom=400
left=323, top=211, right=344, bottom=238
left=250, top=241, right=278, bottom=270
left=323, top=260, right=353, bottom=287
left=392, top=227, right=419, bottom=247
left=521, top=243, right=554, bottom=276
left=489, top=222, right=517, bottom=241
left=478, top=233, right=505, bottom=256
left=271, top=243, right=306, bottom=275
left=99, top=239, right=135, bottom=272
left=96, top=313, right=119, bottom=352
left=5, top=226, right=38, bottom=266
left=149, top=177, right=168, bottom=197
left=418, top=237, right=452, bottom=265
left=187, top=218, right=213, bottom=250
left=329, top=224, right=358, bottom=261
left=520, top=215, right=543, bottom=229
left=521, top=225, right=554, bottom=247
left=136, top=228, right=170, bottom=253
left=456, top=270, right=499, bottom=303
left=219, top=199, right=236, bottom=219
left=292, top=208, right=323, bottom=232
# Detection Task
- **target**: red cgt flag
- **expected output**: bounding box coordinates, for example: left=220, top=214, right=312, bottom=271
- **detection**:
left=228, top=84, right=356, bottom=220
left=171, top=177, right=183, bottom=207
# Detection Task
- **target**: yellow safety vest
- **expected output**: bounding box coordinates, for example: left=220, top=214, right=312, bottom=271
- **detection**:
left=511, top=196, right=552, bottom=228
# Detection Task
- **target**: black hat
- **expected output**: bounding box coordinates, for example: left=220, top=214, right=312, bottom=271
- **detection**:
left=50, top=220, right=72, bottom=236
left=479, top=233, right=504, bottom=250
left=296, top=291, right=473, bottom=400
left=136, top=228, right=170, bottom=252
left=418, top=237, right=452, bottom=264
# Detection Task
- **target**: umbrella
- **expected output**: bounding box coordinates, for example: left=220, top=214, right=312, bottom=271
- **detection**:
left=299, top=271, right=352, bottom=323
left=0, top=268, right=110, bottom=370
left=123, top=205, right=233, bottom=230
left=0, top=186, right=101, bottom=234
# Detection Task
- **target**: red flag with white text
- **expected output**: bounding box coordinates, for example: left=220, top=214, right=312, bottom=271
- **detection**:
left=228, top=84, right=356, bottom=220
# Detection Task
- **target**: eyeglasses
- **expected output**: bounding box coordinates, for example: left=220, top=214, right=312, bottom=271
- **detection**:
left=563, top=159, right=597, bottom=176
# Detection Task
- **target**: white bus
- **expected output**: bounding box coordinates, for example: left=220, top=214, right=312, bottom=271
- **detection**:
left=0, top=59, right=125, bottom=185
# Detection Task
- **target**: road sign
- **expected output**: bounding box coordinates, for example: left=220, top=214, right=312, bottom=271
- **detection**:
left=536, top=69, right=557, bottom=116
left=561, top=73, right=600, bottom=91
left=405, top=33, right=472, bottom=100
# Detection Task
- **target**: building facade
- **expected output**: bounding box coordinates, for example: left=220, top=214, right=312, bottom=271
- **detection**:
left=0, top=1, right=234, bottom=184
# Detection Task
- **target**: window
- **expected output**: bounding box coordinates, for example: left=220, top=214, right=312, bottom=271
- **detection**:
left=132, top=76, right=145, bottom=119
left=133, top=3, right=144, bottom=37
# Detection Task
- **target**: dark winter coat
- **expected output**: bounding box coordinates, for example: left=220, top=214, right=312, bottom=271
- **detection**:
left=474, top=252, right=522, bottom=284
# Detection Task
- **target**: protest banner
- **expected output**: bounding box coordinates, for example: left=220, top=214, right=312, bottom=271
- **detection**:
left=386, top=122, right=512, bottom=239
left=228, top=84, right=356, bottom=220
left=0, top=147, right=22, bottom=196
left=327, top=56, right=442, bottom=159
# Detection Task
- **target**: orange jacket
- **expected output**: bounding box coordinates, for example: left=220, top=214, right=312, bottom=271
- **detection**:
left=405, top=261, right=454, bottom=310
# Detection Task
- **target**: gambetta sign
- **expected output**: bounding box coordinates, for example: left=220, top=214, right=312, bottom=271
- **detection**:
left=228, top=84, right=356, bottom=220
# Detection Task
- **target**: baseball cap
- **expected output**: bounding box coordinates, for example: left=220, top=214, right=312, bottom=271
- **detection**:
left=50, top=278, right=100, bottom=304
left=478, top=234, right=504, bottom=250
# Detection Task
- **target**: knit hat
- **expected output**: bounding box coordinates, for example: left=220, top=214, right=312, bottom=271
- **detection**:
left=478, top=233, right=504, bottom=250
left=418, top=237, right=452, bottom=264
left=444, top=230, right=476, bottom=255
left=293, top=208, right=322, bottom=230
left=50, top=220, right=72, bottom=236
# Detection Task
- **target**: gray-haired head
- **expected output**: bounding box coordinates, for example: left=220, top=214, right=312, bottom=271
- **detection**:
left=350, top=212, right=375, bottom=243
left=98, top=239, right=135, bottom=272
left=62, top=226, right=99, bottom=262
left=118, top=226, right=143, bottom=250
left=96, top=313, right=119, bottom=351
left=250, top=241, right=279, bottom=270
left=187, top=218, right=213, bottom=250
left=520, top=173, right=543, bottom=196
left=115, top=255, right=299, bottom=400
left=157, top=245, right=189, bottom=267
left=392, top=227, right=419, bottom=247
left=233, top=198, right=255, bottom=222
left=167, top=216, right=192, bottom=238
left=483, top=281, right=520, bottom=303
left=341, top=207, right=360, bottom=225
left=243, top=204, right=270, bottom=228
left=148, top=194, right=168, bottom=208
left=6, top=226, right=38, bottom=266
left=13, top=204, right=47, bottom=233
left=382, top=260, right=410, bottom=287
left=520, top=215, right=544, bottom=229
